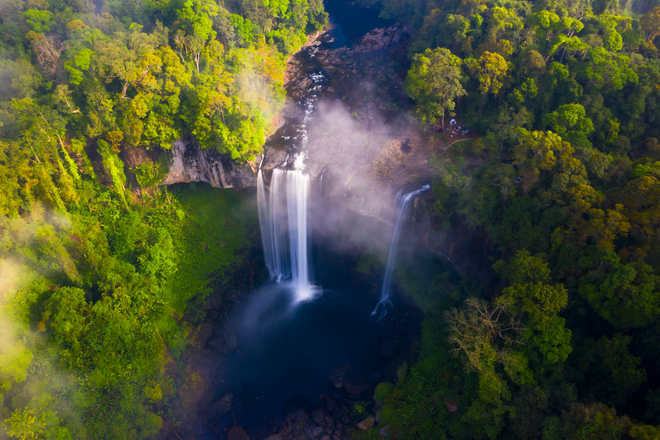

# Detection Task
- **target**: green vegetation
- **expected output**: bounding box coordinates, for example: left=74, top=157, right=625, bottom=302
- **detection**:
left=0, top=0, right=326, bottom=162
left=357, top=0, right=660, bottom=438
left=0, top=175, right=253, bottom=439
left=0, top=0, right=323, bottom=435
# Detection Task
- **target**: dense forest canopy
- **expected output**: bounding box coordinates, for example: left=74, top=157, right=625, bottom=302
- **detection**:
left=354, top=0, right=660, bottom=438
left=2, top=0, right=660, bottom=435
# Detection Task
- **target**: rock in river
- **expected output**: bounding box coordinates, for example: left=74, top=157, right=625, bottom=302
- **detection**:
left=209, top=393, right=233, bottom=416
left=329, top=365, right=352, bottom=388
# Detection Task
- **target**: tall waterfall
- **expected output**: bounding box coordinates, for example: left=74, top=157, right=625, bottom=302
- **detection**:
left=257, top=167, right=316, bottom=302
left=374, top=185, right=431, bottom=314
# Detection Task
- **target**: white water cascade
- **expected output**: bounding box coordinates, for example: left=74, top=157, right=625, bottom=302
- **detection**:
left=373, top=185, right=431, bottom=315
left=257, top=167, right=316, bottom=302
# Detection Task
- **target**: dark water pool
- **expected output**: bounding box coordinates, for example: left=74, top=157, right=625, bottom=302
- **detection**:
left=219, top=282, right=383, bottom=423
left=322, top=0, right=395, bottom=48
left=204, top=204, right=422, bottom=436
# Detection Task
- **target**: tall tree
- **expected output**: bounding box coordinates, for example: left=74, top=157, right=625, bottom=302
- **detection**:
left=405, top=47, right=466, bottom=130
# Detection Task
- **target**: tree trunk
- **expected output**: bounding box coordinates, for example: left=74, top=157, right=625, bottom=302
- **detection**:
left=441, top=106, right=445, bottom=131
left=478, top=94, right=487, bottom=117
left=559, top=45, right=568, bottom=64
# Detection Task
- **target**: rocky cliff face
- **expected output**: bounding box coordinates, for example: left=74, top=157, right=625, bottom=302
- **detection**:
left=162, top=138, right=256, bottom=189
left=141, top=24, right=439, bottom=225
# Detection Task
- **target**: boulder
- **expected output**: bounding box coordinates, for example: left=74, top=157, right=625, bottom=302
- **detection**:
left=379, top=425, right=392, bottom=435
left=283, top=397, right=310, bottom=423
left=209, top=336, right=227, bottom=353
left=357, top=417, right=374, bottom=431
left=204, top=293, right=223, bottom=310
left=320, top=436, right=332, bottom=440
left=344, top=375, right=369, bottom=399
left=193, top=322, right=214, bottom=348
left=326, top=397, right=338, bottom=413
left=312, top=426, right=325, bottom=437
left=329, top=365, right=351, bottom=388
left=312, top=406, right=327, bottom=424
left=209, top=393, right=233, bottom=416
left=263, top=435, right=282, bottom=440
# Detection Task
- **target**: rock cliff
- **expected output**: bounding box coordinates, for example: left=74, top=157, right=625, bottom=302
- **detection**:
left=146, top=24, right=440, bottom=225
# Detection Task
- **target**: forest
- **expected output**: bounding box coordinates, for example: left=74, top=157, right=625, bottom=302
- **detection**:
left=0, top=0, right=325, bottom=437
left=361, top=0, right=660, bottom=438
left=1, top=0, right=660, bottom=435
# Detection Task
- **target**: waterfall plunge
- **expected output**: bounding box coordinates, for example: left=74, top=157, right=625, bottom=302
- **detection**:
left=373, top=185, right=431, bottom=315
left=258, top=168, right=316, bottom=302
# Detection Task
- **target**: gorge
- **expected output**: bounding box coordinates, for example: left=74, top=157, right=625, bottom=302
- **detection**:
left=154, top=4, right=459, bottom=438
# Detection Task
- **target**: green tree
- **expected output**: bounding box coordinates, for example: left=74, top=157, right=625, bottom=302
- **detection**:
left=405, top=47, right=466, bottom=130
left=466, top=51, right=509, bottom=116
left=579, top=247, right=660, bottom=329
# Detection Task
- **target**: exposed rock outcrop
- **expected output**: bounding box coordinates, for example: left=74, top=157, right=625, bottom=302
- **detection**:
left=163, top=138, right=256, bottom=189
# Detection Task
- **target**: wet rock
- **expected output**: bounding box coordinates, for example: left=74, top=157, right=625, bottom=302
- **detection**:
left=326, top=397, right=338, bottom=413
left=358, top=417, right=374, bottom=431
left=345, top=375, right=369, bottom=399
left=329, top=365, right=351, bottom=388
left=203, top=293, right=223, bottom=310
left=188, top=349, right=225, bottom=385
left=379, top=425, right=392, bottom=435
left=312, top=406, right=327, bottom=424
left=209, top=393, right=233, bottom=416
left=312, top=426, right=325, bottom=437
left=178, top=371, right=209, bottom=414
left=283, top=397, right=310, bottom=423
left=200, top=387, right=216, bottom=408
left=194, top=322, right=214, bottom=348
left=228, top=426, right=250, bottom=440
left=209, top=336, right=227, bottom=353
left=381, top=339, right=397, bottom=358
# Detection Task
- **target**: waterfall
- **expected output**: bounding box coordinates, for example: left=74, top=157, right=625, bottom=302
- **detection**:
left=286, top=170, right=313, bottom=301
left=373, top=185, right=431, bottom=314
left=257, top=167, right=316, bottom=302
left=257, top=170, right=275, bottom=279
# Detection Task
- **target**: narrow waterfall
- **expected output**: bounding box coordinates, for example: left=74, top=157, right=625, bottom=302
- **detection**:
left=373, top=185, right=431, bottom=314
left=257, top=167, right=316, bottom=302
left=257, top=169, right=275, bottom=279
